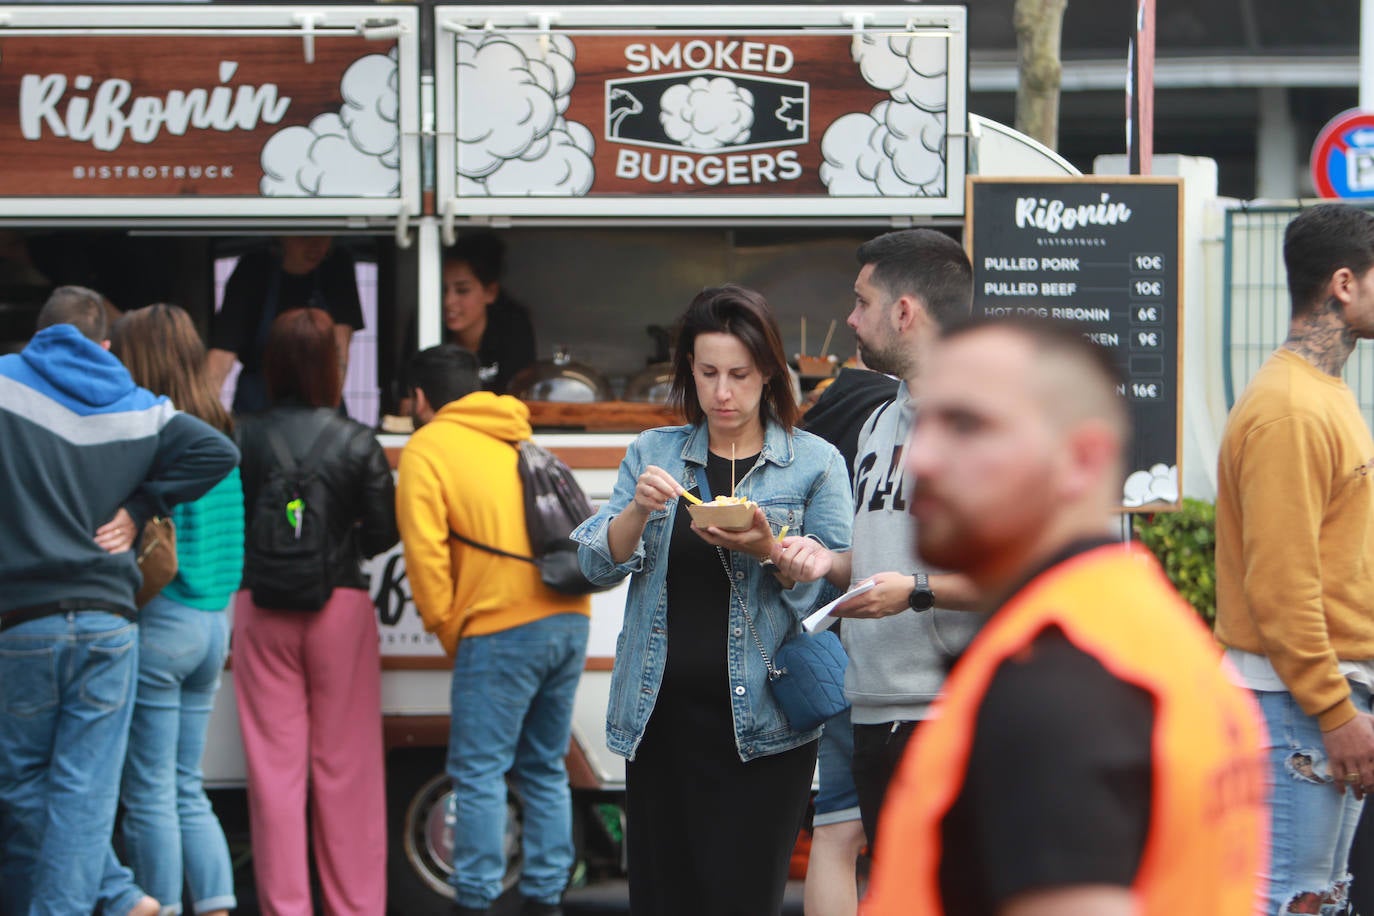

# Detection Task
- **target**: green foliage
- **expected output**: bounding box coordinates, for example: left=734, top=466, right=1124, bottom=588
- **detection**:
left=1133, top=497, right=1217, bottom=624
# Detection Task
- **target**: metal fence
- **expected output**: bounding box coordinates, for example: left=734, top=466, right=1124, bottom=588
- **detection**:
left=1222, top=204, right=1374, bottom=430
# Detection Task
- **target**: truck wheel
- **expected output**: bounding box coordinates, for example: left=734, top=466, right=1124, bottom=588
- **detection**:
left=386, top=749, right=524, bottom=914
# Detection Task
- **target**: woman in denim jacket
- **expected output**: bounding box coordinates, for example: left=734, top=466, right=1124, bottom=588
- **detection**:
left=573, top=285, right=852, bottom=915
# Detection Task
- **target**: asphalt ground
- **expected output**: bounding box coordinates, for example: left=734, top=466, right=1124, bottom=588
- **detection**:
left=562, top=878, right=806, bottom=914
left=226, top=876, right=806, bottom=914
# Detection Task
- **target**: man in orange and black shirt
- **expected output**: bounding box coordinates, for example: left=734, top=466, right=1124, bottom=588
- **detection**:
left=862, top=317, right=1266, bottom=916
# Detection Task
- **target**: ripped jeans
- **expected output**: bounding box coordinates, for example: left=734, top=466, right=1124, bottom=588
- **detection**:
left=1256, top=684, right=1372, bottom=915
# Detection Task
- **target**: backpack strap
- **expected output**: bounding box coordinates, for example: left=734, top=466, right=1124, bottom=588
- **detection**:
left=449, top=435, right=538, bottom=563
left=264, top=426, right=300, bottom=476
left=301, top=418, right=354, bottom=472
left=449, top=528, right=536, bottom=564
left=263, top=416, right=353, bottom=476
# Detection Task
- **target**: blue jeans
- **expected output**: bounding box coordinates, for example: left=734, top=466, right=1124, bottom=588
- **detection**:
left=447, top=613, right=589, bottom=909
left=813, top=706, right=860, bottom=827
left=119, top=597, right=236, bottom=915
left=0, top=610, right=139, bottom=916
left=1257, top=685, right=1371, bottom=915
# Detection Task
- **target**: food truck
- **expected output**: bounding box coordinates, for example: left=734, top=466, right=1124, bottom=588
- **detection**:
left=0, top=4, right=1078, bottom=908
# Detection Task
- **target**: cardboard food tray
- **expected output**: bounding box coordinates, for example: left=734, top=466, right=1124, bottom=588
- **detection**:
left=685, top=501, right=756, bottom=531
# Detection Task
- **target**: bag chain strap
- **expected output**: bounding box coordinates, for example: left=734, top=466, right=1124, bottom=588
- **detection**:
left=715, top=546, right=785, bottom=680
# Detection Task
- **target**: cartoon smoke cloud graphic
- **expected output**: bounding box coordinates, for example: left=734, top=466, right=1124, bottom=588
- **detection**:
left=1122, top=464, right=1179, bottom=508
left=260, top=49, right=400, bottom=197
left=821, top=32, right=947, bottom=197
left=456, top=32, right=594, bottom=197
left=659, top=76, right=754, bottom=151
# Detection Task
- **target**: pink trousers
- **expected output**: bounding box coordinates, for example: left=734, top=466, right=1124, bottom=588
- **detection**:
left=232, top=588, right=387, bottom=916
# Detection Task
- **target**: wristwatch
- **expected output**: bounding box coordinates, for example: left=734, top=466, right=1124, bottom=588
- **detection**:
left=908, top=573, right=935, bottom=612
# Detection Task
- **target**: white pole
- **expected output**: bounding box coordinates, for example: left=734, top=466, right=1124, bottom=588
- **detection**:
left=1363, top=0, right=1374, bottom=110
left=416, top=217, right=443, bottom=351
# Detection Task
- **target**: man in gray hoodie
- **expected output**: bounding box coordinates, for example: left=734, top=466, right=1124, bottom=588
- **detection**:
left=772, top=229, right=982, bottom=850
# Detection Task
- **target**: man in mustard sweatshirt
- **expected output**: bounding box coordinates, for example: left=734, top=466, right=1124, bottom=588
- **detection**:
left=1216, top=202, right=1374, bottom=915
left=396, top=344, right=590, bottom=916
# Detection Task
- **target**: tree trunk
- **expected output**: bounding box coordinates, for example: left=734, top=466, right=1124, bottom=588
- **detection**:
left=1014, top=0, right=1069, bottom=150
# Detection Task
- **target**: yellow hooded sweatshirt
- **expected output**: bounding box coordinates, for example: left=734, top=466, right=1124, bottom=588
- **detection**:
left=396, top=392, right=590, bottom=656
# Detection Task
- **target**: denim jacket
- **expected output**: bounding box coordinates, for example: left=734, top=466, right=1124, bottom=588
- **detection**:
left=572, top=420, right=853, bottom=762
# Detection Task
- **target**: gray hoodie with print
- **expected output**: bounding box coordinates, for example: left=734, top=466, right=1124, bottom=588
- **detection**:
left=842, top=382, right=984, bottom=724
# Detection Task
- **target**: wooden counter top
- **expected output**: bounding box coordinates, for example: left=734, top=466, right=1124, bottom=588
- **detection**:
left=524, top=400, right=682, bottom=431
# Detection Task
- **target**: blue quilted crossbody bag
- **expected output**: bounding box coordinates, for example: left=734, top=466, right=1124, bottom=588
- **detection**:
left=714, top=545, right=851, bottom=731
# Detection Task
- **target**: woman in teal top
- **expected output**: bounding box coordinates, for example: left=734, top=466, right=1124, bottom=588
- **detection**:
left=110, top=304, right=242, bottom=916
left=161, top=467, right=245, bottom=611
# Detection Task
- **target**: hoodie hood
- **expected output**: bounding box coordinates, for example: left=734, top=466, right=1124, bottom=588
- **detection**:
left=428, top=390, right=532, bottom=443
left=9, top=324, right=148, bottom=414
left=801, top=367, right=901, bottom=474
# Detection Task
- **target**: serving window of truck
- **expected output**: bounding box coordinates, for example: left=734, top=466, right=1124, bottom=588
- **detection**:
left=434, top=4, right=968, bottom=224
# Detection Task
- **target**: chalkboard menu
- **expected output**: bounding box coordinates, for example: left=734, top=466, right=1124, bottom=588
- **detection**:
left=966, top=176, right=1183, bottom=510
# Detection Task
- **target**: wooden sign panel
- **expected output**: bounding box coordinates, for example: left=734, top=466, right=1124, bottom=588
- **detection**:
left=0, top=6, right=418, bottom=216
left=966, top=176, right=1184, bottom=510
left=437, top=6, right=968, bottom=218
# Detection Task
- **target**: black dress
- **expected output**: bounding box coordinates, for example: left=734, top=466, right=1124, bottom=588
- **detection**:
left=624, top=450, right=818, bottom=916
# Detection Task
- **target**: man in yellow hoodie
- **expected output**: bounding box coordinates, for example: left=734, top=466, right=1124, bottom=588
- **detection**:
left=396, top=344, right=590, bottom=916
left=1216, top=202, right=1374, bottom=915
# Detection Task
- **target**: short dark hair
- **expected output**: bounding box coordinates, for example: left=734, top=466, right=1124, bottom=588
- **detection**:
left=443, top=231, right=506, bottom=286
left=940, top=313, right=1130, bottom=449
left=942, top=314, right=1125, bottom=390
left=409, top=344, right=481, bottom=411
left=669, top=284, right=799, bottom=430
left=856, top=229, right=972, bottom=327
left=36, top=286, right=109, bottom=342
left=263, top=308, right=341, bottom=408
left=1284, top=204, right=1374, bottom=317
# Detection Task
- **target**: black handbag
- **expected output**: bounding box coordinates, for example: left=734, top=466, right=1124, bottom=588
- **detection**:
left=716, top=546, right=850, bottom=731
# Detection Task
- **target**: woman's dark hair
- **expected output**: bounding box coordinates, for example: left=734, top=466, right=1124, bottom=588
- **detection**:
left=264, top=307, right=341, bottom=408
left=669, top=284, right=799, bottom=430
left=111, top=303, right=233, bottom=435
left=443, top=231, right=506, bottom=286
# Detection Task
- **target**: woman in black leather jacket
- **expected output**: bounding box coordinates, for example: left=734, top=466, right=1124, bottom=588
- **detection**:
left=230, top=307, right=397, bottom=914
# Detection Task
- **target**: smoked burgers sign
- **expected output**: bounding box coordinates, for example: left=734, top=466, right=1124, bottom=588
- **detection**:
left=0, top=6, right=419, bottom=217
left=436, top=6, right=968, bottom=218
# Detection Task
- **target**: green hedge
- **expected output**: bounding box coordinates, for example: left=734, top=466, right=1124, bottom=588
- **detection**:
left=1133, top=497, right=1216, bottom=625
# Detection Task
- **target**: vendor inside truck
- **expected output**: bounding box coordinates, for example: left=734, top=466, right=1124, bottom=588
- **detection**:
left=207, top=235, right=364, bottom=414
left=439, top=230, right=536, bottom=395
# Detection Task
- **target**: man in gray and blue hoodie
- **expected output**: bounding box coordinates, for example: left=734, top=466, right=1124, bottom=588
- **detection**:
left=0, top=287, right=238, bottom=916
left=773, top=230, right=984, bottom=851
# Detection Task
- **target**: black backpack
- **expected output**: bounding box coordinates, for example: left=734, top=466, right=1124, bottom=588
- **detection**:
left=451, top=439, right=611, bottom=596
left=244, top=422, right=349, bottom=611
